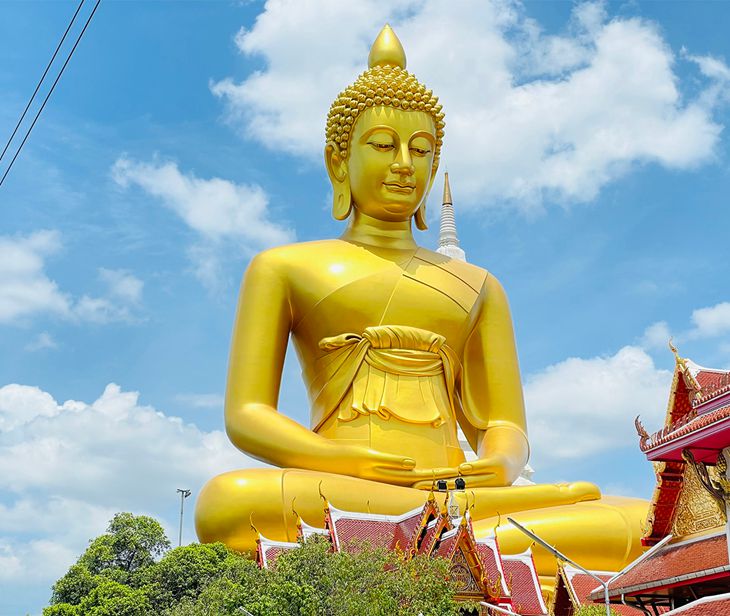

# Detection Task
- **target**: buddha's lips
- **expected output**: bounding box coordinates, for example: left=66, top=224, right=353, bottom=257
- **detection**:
left=383, top=182, right=415, bottom=193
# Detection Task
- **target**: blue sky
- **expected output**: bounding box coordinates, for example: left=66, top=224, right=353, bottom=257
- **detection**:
left=1, top=1, right=730, bottom=613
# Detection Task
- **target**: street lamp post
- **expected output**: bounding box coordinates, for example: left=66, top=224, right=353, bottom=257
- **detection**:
left=507, top=517, right=612, bottom=616
left=177, top=488, right=192, bottom=547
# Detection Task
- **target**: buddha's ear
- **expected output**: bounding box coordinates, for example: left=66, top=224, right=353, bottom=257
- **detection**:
left=415, top=162, right=439, bottom=231
left=324, top=141, right=352, bottom=221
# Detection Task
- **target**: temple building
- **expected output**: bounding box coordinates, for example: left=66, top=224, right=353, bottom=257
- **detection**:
left=587, top=345, right=730, bottom=614
left=550, top=564, right=642, bottom=615
left=254, top=492, right=547, bottom=615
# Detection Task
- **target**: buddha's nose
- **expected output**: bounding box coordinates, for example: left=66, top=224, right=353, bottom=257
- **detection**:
left=391, top=144, right=415, bottom=175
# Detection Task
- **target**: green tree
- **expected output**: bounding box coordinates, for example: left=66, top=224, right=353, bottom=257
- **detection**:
left=140, top=542, right=259, bottom=612
left=45, top=512, right=171, bottom=614
left=168, top=536, right=460, bottom=616
left=86, top=512, right=170, bottom=574
left=46, top=514, right=463, bottom=616
left=50, top=564, right=98, bottom=606
left=76, top=579, right=150, bottom=616
left=575, top=606, right=622, bottom=615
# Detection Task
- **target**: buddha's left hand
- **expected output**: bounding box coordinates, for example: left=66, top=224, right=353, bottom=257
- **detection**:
left=412, top=425, right=530, bottom=490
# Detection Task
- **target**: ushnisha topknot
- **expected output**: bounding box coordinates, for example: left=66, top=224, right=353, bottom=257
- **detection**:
left=325, top=25, right=445, bottom=166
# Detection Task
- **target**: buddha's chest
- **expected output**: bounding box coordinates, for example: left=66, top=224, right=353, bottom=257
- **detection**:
left=288, top=250, right=485, bottom=352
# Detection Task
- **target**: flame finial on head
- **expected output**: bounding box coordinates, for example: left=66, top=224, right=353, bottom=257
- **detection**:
left=368, top=24, right=406, bottom=69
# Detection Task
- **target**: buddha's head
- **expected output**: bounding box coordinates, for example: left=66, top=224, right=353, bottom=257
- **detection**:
left=325, top=25, right=445, bottom=230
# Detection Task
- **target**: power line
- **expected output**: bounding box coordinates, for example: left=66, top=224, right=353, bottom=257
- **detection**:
left=0, top=0, right=86, bottom=165
left=0, top=0, right=102, bottom=188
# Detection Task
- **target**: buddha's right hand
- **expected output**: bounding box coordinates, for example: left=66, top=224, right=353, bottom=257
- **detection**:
left=329, top=443, right=419, bottom=484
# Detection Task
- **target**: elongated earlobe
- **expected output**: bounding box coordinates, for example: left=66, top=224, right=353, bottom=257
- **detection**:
left=325, top=141, right=352, bottom=221
left=415, top=163, right=438, bottom=231
left=332, top=181, right=352, bottom=220
left=415, top=202, right=427, bottom=230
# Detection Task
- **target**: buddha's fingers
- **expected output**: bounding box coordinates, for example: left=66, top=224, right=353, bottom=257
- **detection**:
left=375, top=466, right=457, bottom=486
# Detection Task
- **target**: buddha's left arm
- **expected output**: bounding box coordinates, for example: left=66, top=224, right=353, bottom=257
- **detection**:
left=458, top=273, right=529, bottom=486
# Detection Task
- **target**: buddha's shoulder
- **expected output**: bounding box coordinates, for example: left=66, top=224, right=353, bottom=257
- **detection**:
left=249, top=239, right=353, bottom=269
left=414, top=247, right=489, bottom=293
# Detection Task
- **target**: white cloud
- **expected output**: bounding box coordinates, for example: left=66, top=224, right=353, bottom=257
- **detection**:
left=0, top=231, right=144, bottom=328
left=642, top=301, right=730, bottom=347
left=640, top=320, right=671, bottom=350
left=0, top=382, right=253, bottom=588
left=524, top=346, right=671, bottom=466
left=212, top=0, right=729, bottom=210
left=689, top=302, right=730, bottom=338
left=99, top=268, right=143, bottom=304
left=75, top=268, right=144, bottom=324
left=25, top=331, right=58, bottom=352
left=0, top=230, right=70, bottom=323
left=112, top=157, right=294, bottom=288
left=175, top=393, right=225, bottom=409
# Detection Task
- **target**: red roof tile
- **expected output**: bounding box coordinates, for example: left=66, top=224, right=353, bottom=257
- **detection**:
left=641, top=404, right=730, bottom=455
left=393, top=510, right=423, bottom=551
left=476, top=535, right=509, bottom=597
left=503, top=551, right=547, bottom=616
left=333, top=517, right=398, bottom=552
left=602, top=533, right=729, bottom=597
left=663, top=593, right=730, bottom=615
left=256, top=535, right=299, bottom=568
left=327, top=503, right=427, bottom=553
left=695, top=369, right=730, bottom=398
left=434, top=529, right=458, bottom=559
left=561, top=567, right=643, bottom=615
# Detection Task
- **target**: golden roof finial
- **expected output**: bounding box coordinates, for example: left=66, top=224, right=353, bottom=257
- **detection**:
left=249, top=512, right=260, bottom=536
left=669, top=337, right=681, bottom=363
left=368, top=24, right=407, bottom=69
left=317, top=480, right=329, bottom=509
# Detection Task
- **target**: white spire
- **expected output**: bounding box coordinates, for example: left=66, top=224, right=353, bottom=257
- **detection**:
left=436, top=172, right=466, bottom=262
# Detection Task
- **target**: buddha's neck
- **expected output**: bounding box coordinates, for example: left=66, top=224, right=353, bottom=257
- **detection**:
left=341, top=210, right=417, bottom=251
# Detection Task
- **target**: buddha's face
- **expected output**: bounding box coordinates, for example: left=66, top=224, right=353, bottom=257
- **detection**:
left=330, top=106, right=437, bottom=223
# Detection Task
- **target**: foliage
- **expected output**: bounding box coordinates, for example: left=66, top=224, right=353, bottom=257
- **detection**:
left=575, top=605, right=623, bottom=615
left=168, top=536, right=460, bottom=616
left=84, top=512, right=170, bottom=574
left=50, top=564, right=99, bottom=606
left=46, top=513, right=462, bottom=616
left=139, top=542, right=260, bottom=612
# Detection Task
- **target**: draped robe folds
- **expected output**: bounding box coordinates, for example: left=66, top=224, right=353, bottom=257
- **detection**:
left=295, top=248, right=490, bottom=468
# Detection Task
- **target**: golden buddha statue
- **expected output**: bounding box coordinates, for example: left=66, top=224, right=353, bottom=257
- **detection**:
left=196, top=25, right=648, bottom=585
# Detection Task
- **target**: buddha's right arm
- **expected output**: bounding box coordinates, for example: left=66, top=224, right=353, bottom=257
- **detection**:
left=224, top=252, right=416, bottom=479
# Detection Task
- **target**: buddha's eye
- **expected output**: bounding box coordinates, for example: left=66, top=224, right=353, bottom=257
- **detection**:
left=367, top=141, right=395, bottom=151
left=409, top=146, right=431, bottom=157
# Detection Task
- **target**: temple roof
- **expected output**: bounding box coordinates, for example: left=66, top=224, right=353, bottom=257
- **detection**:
left=476, top=535, right=510, bottom=597
left=502, top=549, right=548, bottom=616
left=662, top=592, right=730, bottom=615
left=551, top=564, right=643, bottom=615
left=255, top=534, right=299, bottom=569
left=641, top=403, right=730, bottom=461
left=327, top=502, right=427, bottom=553
left=589, top=532, right=730, bottom=601
left=297, top=518, right=329, bottom=541
left=637, top=349, right=730, bottom=544
left=256, top=497, right=547, bottom=608
left=638, top=351, right=730, bottom=459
